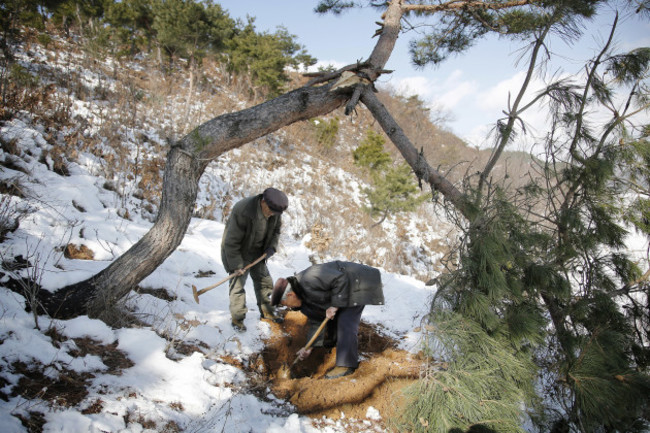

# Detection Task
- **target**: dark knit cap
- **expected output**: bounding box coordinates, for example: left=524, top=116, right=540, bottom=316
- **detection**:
left=263, top=188, right=288, bottom=213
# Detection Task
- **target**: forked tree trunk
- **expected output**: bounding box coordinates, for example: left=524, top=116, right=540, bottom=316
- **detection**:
left=41, top=85, right=350, bottom=318
left=39, top=0, right=476, bottom=319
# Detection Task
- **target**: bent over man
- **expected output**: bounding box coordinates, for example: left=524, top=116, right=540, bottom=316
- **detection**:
left=221, top=188, right=288, bottom=332
left=271, top=261, right=384, bottom=379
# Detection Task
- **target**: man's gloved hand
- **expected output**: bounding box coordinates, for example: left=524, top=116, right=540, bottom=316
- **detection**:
left=264, top=247, right=276, bottom=259
left=326, top=306, right=338, bottom=320
left=297, top=347, right=312, bottom=360
left=233, top=268, right=245, bottom=277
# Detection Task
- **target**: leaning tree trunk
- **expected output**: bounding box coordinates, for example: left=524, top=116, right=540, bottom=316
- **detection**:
left=41, top=85, right=350, bottom=319
left=41, top=146, right=207, bottom=318
left=40, top=0, right=476, bottom=319
left=359, top=88, right=471, bottom=218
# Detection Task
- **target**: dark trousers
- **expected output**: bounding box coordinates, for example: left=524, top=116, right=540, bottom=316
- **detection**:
left=335, top=305, right=365, bottom=368
left=227, top=260, right=273, bottom=321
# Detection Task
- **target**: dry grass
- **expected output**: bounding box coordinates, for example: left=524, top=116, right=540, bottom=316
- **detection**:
left=2, top=29, right=470, bottom=282
left=0, top=30, right=483, bottom=431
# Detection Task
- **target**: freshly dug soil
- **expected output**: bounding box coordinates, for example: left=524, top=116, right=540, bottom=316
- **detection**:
left=261, top=310, right=425, bottom=423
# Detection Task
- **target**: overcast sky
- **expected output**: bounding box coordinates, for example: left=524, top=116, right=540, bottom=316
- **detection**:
left=218, top=1, right=650, bottom=148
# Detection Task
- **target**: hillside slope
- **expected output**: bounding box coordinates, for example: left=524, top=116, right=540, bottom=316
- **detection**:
left=2, top=29, right=468, bottom=281
left=0, top=29, right=455, bottom=432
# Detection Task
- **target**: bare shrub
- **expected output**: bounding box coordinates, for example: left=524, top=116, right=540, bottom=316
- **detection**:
left=0, top=196, right=21, bottom=242
left=1, top=62, right=41, bottom=117
left=0, top=177, right=26, bottom=198
left=0, top=136, right=21, bottom=156
left=137, top=157, right=164, bottom=206
left=304, top=223, right=333, bottom=261
left=0, top=183, right=31, bottom=241
left=137, top=302, right=207, bottom=359
left=193, top=194, right=219, bottom=221
left=40, top=144, right=71, bottom=176
left=0, top=248, right=45, bottom=328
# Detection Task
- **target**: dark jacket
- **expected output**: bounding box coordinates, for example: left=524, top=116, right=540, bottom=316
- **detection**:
left=221, top=194, right=282, bottom=272
left=291, top=261, right=384, bottom=313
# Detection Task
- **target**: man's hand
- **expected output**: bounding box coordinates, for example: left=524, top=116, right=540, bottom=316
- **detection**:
left=326, top=306, right=338, bottom=319
left=297, top=347, right=312, bottom=360
left=264, top=247, right=275, bottom=259
left=233, top=268, right=246, bottom=277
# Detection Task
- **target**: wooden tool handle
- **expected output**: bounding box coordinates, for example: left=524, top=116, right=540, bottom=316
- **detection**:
left=196, top=253, right=268, bottom=296
left=291, top=317, right=329, bottom=367
left=304, top=317, right=330, bottom=351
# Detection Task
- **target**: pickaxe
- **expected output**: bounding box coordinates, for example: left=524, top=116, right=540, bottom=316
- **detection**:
left=192, top=253, right=267, bottom=303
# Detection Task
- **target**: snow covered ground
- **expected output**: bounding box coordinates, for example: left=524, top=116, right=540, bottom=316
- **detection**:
left=3, top=31, right=646, bottom=433
left=0, top=117, right=435, bottom=432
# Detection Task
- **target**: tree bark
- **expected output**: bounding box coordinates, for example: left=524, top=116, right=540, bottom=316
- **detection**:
left=41, top=85, right=349, bottom=319
left=360, top=88, right=472, bottom=219
left=39, top=0, right=526, bottom=319
left=41, top=146, right=206, bottom=318
left=401, top=0, right=540, bottom=14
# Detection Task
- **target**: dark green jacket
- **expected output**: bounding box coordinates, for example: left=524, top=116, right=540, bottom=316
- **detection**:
left=220, top=194, right=282, bottom=272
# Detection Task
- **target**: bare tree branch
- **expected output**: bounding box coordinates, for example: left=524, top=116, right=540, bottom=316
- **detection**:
left=401, top=0, right=542, bottom=14
left=479, top=20, right=553, bottom=191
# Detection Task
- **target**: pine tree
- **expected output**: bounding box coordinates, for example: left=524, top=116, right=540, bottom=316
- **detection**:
left=353, top=128, right=391, bottom=170
left=404, top=11, right=650, bottom=433
left=24, top=8, right=646, bottom=429
left=152, top=0, right=232, bottom=66
left=353, top=129, right=426, bottom=225
left=365, top=163, right=427, bottom=225
left=50, top=0, right=106, bottom=33
left=400, top=311, right=539, bottom=433
left=226, top=18, right=315, bottom=96
left=105, top=0, right=155, bottom=56
left=620, top=133, right=650, bottom=242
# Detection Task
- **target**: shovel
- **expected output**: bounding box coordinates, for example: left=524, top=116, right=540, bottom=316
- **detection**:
left=278, top=317, right=329, bottom=380
left=192, top=253, right=267, bottom=303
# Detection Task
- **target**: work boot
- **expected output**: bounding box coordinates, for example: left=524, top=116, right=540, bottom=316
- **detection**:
left=261, top=305, right=284, bottom=324
left=231, top=318, right=247, bottom=332
left=325, top=366, right=355, bottom=379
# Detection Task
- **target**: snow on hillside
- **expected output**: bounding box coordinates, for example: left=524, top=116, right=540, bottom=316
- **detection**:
left=0, top=35, right=444, bottom=432
left=2, top=24, right=648, bottom=433
left=0, top=114, right=435, bottom=432
left=5, top=32, right=456, bottom=282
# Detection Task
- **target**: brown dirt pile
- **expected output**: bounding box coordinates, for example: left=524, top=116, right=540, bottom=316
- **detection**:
left=261, top=310, right=426, bottom=423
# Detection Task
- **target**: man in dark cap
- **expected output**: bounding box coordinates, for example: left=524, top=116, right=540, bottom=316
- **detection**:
left=271, top=261, right=384, bottom=379
left=221, top=188, right=289, bottom=331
